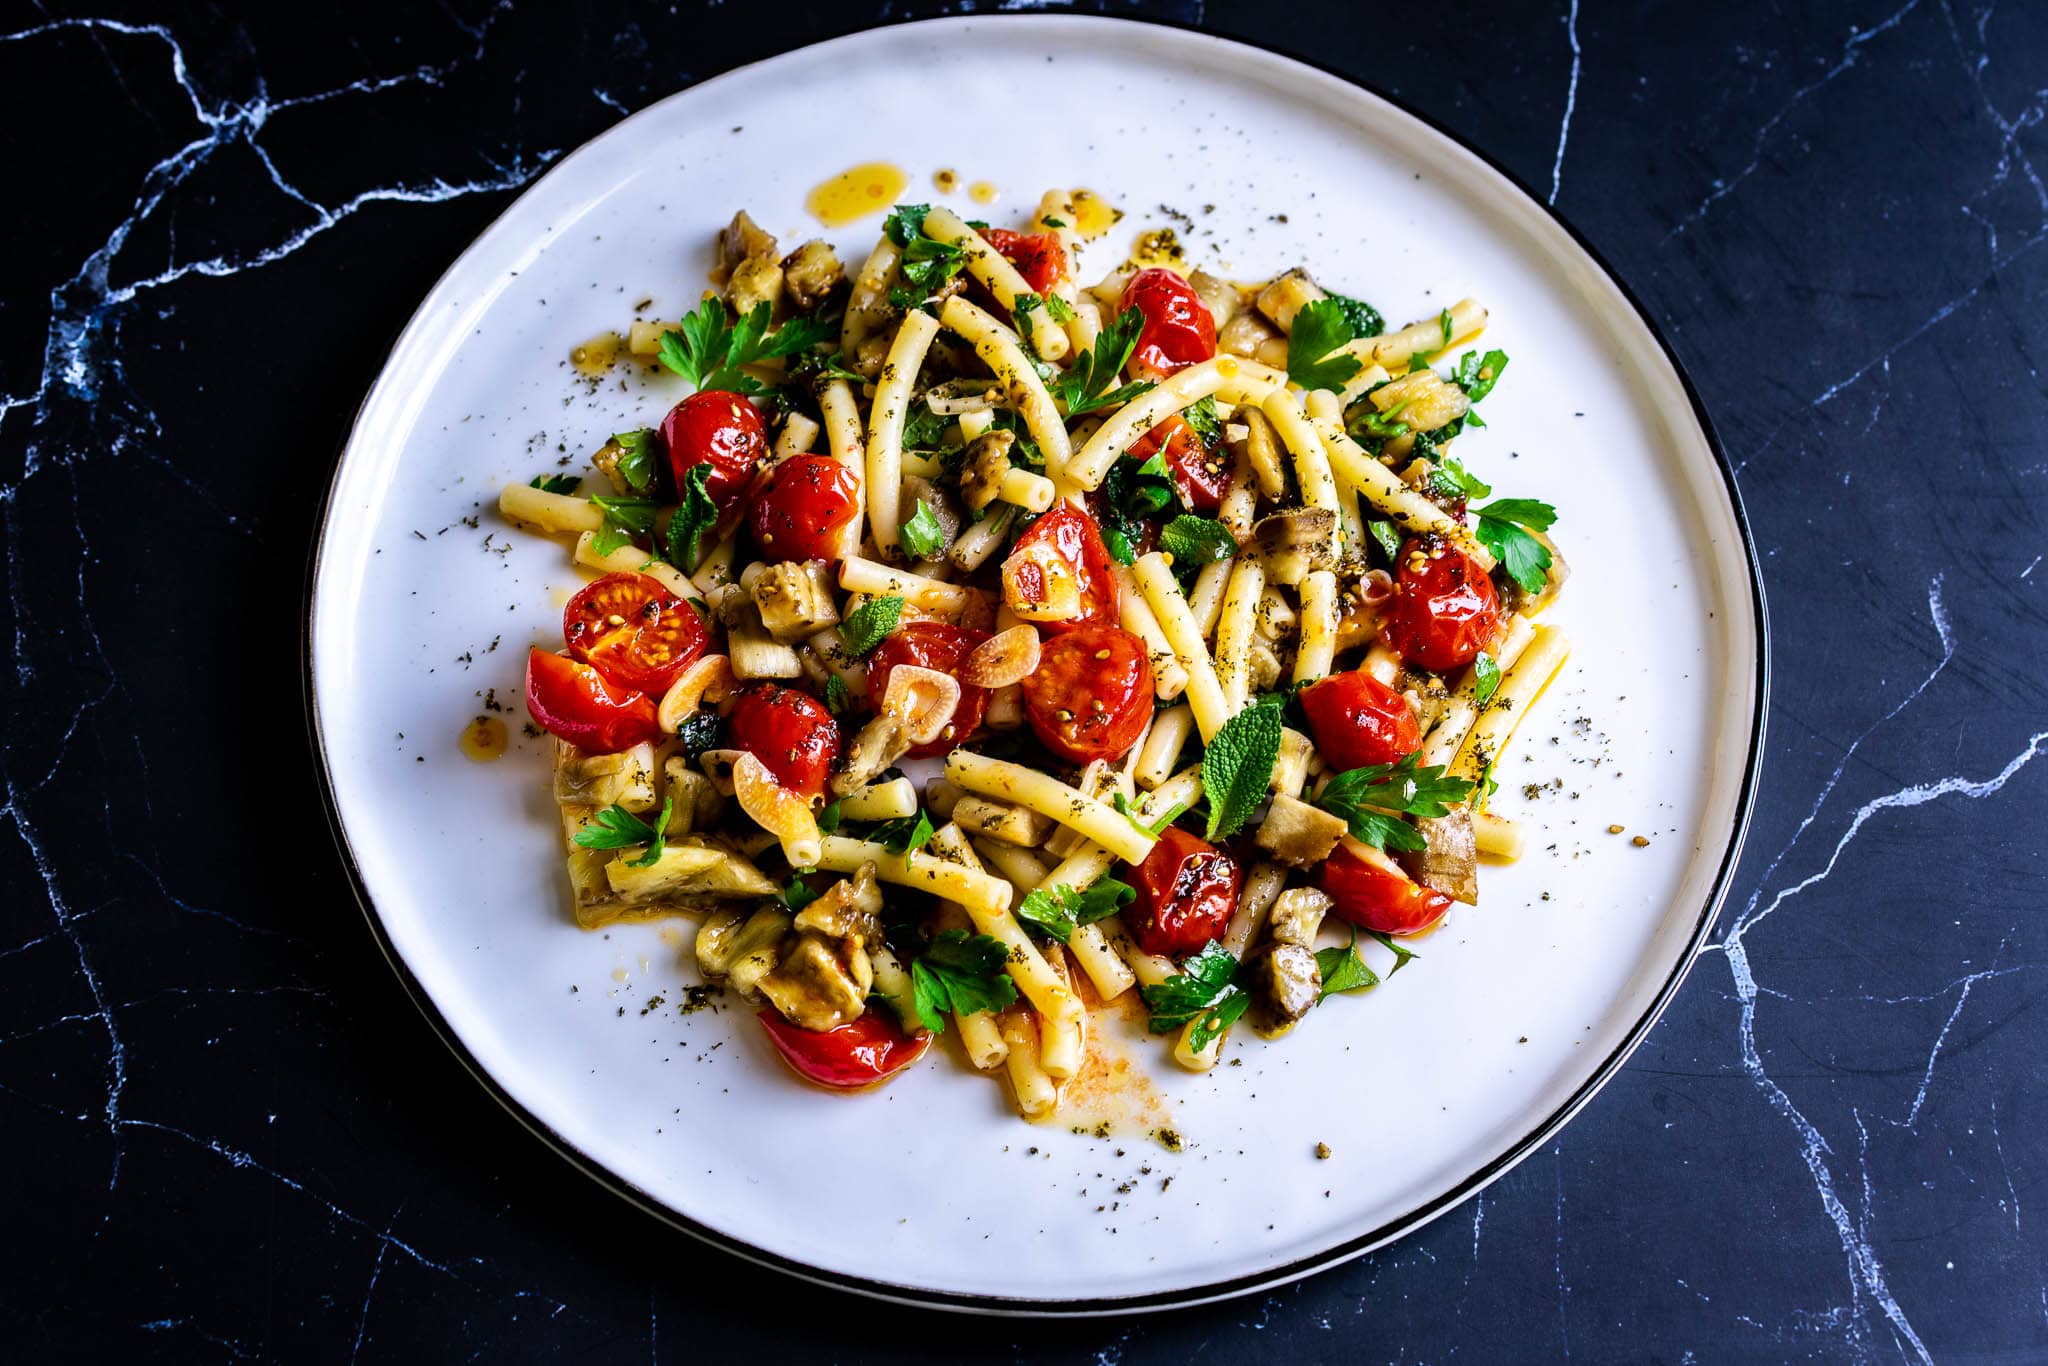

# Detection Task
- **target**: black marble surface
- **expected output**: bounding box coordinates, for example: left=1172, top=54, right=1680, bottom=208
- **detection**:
left=3, top=0, right=2044, bottom=1360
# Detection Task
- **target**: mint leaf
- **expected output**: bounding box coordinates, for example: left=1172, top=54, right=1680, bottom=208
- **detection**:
left=1286, top=298, right=1362, bottom=391
left=823, top=675, right=851, bottom=715
left=899, top=499, right=948, bottom=560
left=838, top=595, right=904, bottom=657
left=1157, top=515, right=1237, bottom=574
left=1200, top=696, right=1285, bottom=841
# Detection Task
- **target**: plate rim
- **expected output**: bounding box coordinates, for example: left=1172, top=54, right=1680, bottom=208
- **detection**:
left=301, top=11, right=1771, bottom=1318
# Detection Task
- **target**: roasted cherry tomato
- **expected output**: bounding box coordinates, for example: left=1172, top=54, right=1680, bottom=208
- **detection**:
left=983, top=228, right=1068, bottom=293
left=1119, top=268, right=1216, bottom=381
left=524, top=648, right=661, bottom=753
left=867, top=621, right=991, bottom=758
left=1000, top=503, right=1118, bottom=633
left=1299, top=670, right=1420, bottom=772
left=1129, top=413, right=1229, bottom=514
left=661, top=389, right=766, bottom=507
left=1021, top=624, right=1153, bottom=765
left=748, top=455, right=861, bottom=562
left=1321, top=840, right=1455, bottom=937
left=1125, top=827, right=1242, bottom=958
left=725, top=684, right=840, bottom=800
left=562, top=572, right=710, bottom=696
left=1382, top=535, right=1502, bottom=674
left=756, top=1009, right=929, bottom=1090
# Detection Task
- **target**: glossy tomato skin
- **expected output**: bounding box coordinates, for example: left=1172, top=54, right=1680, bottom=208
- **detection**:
left=1119, top=268, right=1217, bottom=381
left=983, top=228, right=1068, bottom=293
left=748, top=455, right=861, bottom=562
left=562, top=572, right=710, bottom=696
left=867, top=621, right=991, bottom=758
left=1021, top=624, right=1153, bottom=765
left=756, top=1009, right=930, bottom=1089
left=1300, top=670, right=1420, bottom=772
left=1321, top=842, right=1454, bottom=936
left=1129, top=413, right=1229, bottom=514
left=1125, top=827, right=1242, bottom=958
left=1001, top=503, right=1119, bottom=633
left=661, top=390, right=766, bottom=507
left=524, top=648, right=661, bottom=753
left=725, top=684, right=840, bottom=800
left=1383, top=536, right=1502, bottom=674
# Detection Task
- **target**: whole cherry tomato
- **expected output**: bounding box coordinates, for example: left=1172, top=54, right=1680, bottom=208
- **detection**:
left=661, top=390, right=766, bottom=507
left=748, top=455, right=861, bottom=562
left=1321, top=840, right=1455, bottom=937
left=1119, top=268, right=1216, bottom=381
left=756, top=1009, right=929, bottom=1090
left=562, top=572, right=710, bottom=696
left=1124, top=827, right=1242, bottom=958
left=867, top=621, right=991, bottom=758
left=1021, top=624, right=1153, bottom=765
left=1000, top=503, right=1118, bottom=633
left=1299, top=670, right=1420, bottom=772
left=1382, top=535, right=1501, bottom=674
left=983, top=228, right=1068, bottom=293
left=1129, top=413, right=1229, bottom=514
left=725, top=684, right=840, bottom=800
left=524, top=648, right=661, bottom=753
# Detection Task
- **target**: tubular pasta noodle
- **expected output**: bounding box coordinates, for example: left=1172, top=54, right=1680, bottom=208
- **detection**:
left=1036, top=947, right=1084, bottom=1078
left=1261, top=389, right=1345, bottom=562
left=1212, top=557, right=1266, bottom=712
left=922, top=206, right=1070, bottom=362
left=945, top=750, right=1156, bottom=865
left=1475, top=811, right=1526, bottom=860
left=1420, top=613, right=1536, bottom=766
left=1294, top=570, right=1339, bottom=683
left=864, top=309, right=940, bottom=554
left=773, top=411, right=820, bottom=460
left=1110, top=561, right=1190, bottom=699
left=936, top=295, right=1074, bottom=474
left=841, top=236, right=902, bottom=358
left=838, top=554, right=970, bottom=614
left=499, top=482, right=603, bottom=535
left=1134, top=704, right=1194, bottom=790
left=1134, top=554, right=1232, bottom=743
left=1303, top=392, right=1496, bottom=572
left=1065, top=356, right=1236, bottom=490
left=1186, top=559, right=1233, bottom=639
left=1355, top=297, right=1487, bottom=372
left=836, top=777, right=918, bottom=821
left=1103, top=916, right=1176, bottom=988
left=947, top=505, right=1014, bottom=571
left=1000, top=1008, right=1058, bottom=1119
left=1450, top=625, right=1570, bottom=785
left=571, top=531, right=702, bottom=604
left=1225, top=862, right=1288, bottom=959
left=959, top=1004, right=1009, bottom=1070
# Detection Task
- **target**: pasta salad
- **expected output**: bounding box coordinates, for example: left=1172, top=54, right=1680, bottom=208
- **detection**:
left=498, top=188, right=1568, bottom=1119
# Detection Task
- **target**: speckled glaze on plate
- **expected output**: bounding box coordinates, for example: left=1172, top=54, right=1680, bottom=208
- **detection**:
left=306, top=15, right=1765, bottom=1315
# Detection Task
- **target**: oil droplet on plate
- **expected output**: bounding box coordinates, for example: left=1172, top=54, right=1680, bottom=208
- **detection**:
left=806, top=161, right=908, bottom=226
left=968, top=180, right=998, bottom=206
left=933, top=167, right=959, bottom=193
left=570, top=332, right=621, bottom=376
left=458, top=715, right=507, bottom=761
left=1068, top=188, right=1122, bottom=239
left=611, top=966, right=630, bottom=983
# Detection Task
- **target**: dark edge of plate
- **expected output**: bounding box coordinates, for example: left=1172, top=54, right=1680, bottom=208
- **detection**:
left=300, top=13, right=1771, bottom=1319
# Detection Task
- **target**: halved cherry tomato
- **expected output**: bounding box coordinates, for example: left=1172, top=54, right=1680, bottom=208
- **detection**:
left=867, top=621, right=991, bottom=758
left=983, top=228, right=1068, bottom=293
left=1119, top=268, right=1216, bottom=381
left=1129, top=413, right=1229, bottom=514
left=1021, top=624, right=1152, bottom=765
left=1382, top=535, right=1501, bottom=674
left=1299, top=670, right=1420, bottom=772
left=1124, top=827, right=1242, bottom=958
left=1000, top=503, right=1118, bottom=633
left=725, top=684, right=840, bottom=800
left=524, top=648, right=660, bottom=753
left=756, top=1009, right=929, bottom=1090
left=1321, top=840, right=1454, bottom=937
left=661, top=390, right=766, bottom=507
left=748, top=455, right=861, bottom=562
left=562, top=572, right=710, bottom=696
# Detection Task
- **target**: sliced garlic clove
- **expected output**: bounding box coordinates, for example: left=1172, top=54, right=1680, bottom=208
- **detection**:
left=881, top=664, right=963, bottom=747
left=960, top=624, right=1042, bottom=690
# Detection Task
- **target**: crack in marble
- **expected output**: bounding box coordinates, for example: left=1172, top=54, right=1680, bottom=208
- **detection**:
left=1667, top=0, right=1922, bottom=239
left=1548, top=0, right=1580, bottom=206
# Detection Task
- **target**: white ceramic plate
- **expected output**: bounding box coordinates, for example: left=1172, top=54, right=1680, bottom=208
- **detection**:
left=307, top=16, right=1765, bottom=1314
